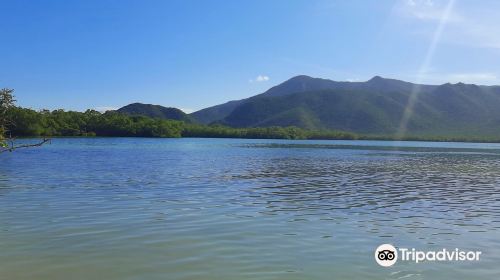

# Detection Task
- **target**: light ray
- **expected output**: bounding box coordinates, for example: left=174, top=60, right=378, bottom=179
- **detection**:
left=396, top=0, right=456, bottom=139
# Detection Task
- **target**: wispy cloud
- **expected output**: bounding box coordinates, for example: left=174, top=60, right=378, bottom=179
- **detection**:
left=180, top=108, right=195, bottom=114
left=346, top=78, right=362, bottom=82
left=249, top=75, right=270, bottom=83
left=400, top=0, right=461, bottom=22
left=416, top=72, right=500, bottom=85
left=397, top=0, right=500, bottom=49
left=94, top=106, right=117, bottom=112
left=445, top=73, right=499, bottom=84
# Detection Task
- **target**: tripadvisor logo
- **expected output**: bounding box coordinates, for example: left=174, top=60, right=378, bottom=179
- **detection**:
left=375, top=244, right=482, bottom=267
left=375, top=244, right=398, bottom=267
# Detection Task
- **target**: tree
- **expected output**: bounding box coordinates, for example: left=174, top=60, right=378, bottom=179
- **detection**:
left=0, top=88, right=15, bottom=147
left=0, top=88, right=49, bottom=153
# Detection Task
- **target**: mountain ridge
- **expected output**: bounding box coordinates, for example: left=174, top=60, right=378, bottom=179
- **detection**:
left=116, top=75, right=500, bottom=137
left=190, top=75, right=444, bottom=124
left=194, top=75, right=500, bottom=136
left=117, top=102, right=194, bottom=123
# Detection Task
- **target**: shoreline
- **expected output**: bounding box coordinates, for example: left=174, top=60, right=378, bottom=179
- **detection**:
left=12, top=135, right=500, bottom=144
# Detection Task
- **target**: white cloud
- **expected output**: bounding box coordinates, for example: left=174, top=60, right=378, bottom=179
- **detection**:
left=445, top=73, right=499, bottom=84
left=346, top=78, right=361, bottom=82
left=406, top=0, right=435, bottom=8
left=249, top=75, right=270, bottom=83
left=180, top=108, right=195, bottom=114
left=94, top=106, right=117, bottom=112
left=397, top=0, right=500, bottom=49
left=256, top=75, right=269, bottom=82
left=399, top=0, right=461, bottom=22
left=398, top=72, right=500, bottom=85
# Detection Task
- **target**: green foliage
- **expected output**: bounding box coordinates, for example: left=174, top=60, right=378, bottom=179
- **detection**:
left=4, top=107, right=358, bottom=140
left=194, top=75, right=500, bottom=138
left=0, top=88, right=16, bottom=146
left=5, top=106, right=500, bottom=142
left=117, top=103, right=195, bottom=123
left=5, top=108, right=184, bottom=138
left=182, top=124, right=358, bottom=140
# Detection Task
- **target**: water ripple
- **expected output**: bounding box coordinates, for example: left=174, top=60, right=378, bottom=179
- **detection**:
left=0, top=138, right=499, bottom=279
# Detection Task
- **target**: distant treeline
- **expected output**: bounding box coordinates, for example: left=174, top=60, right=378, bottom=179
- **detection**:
left=6, top=107, right=500, bottom=143
left=5, top=107, right=358, bottom=140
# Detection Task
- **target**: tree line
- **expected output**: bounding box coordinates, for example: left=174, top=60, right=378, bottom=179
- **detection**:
left=4, top=106, right=359, bottom=140
left=0, top=88, right=358, bottom=144
left=4, top=88, right=498, bottom=144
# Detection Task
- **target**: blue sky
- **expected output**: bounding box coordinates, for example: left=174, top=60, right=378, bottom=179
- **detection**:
left=1, top=0, right=500, bottom=112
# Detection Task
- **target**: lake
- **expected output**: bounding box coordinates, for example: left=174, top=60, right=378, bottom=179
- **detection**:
left=1, top=138, right=499, bottom=279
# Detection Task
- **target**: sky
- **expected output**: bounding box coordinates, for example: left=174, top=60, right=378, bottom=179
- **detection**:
left=1, top=0, right=500, bottom=112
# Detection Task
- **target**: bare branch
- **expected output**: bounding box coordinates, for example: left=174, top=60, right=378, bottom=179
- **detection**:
left=0, top=138, right=51, bottom=153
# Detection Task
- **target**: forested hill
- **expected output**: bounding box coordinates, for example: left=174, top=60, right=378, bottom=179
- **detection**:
left=189, top=75, right=426, bottom=124
left=191, top=75, right=500, bottom=137
left=117, top=103, right=194, bottom=123
left=54, top=75, right=500, bottom=139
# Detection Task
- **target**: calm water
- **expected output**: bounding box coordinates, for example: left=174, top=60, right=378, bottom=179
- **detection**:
left=1, top=138, right=500, bottom=279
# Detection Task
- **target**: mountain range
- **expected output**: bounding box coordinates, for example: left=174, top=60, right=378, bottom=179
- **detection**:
left=117, top=75, right=500, bottom=137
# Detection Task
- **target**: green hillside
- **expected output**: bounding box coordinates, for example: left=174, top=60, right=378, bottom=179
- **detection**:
left=113, top=76, right=500, bottom=138
left=214, top=77, right=500, bottom=137
left=117, top=103, right=194, bottom=123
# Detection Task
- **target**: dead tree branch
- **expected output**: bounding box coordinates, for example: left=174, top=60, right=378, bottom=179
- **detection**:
left=0, top=137, right=51, bottom=153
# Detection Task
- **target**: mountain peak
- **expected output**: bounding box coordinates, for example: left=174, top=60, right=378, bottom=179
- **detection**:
left=117, top=103, right=194, bottom=122
left=287, top=75, right=315, bottom=82
left=191, top=74, right=500, bottom=129
left=368, top=75, right=386, bottom=82
left=260, top=75, right=340, bottom=98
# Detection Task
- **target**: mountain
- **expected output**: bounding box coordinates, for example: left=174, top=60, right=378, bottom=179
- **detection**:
left=190, top=75, right=351, bottom=124
left=189, top=99, right=245, bottom=125
left=190, top=75, right=434, bottom=124
left=191, top=75, right=500, bottom=137
left=117, top=103, right=194, bottom=122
